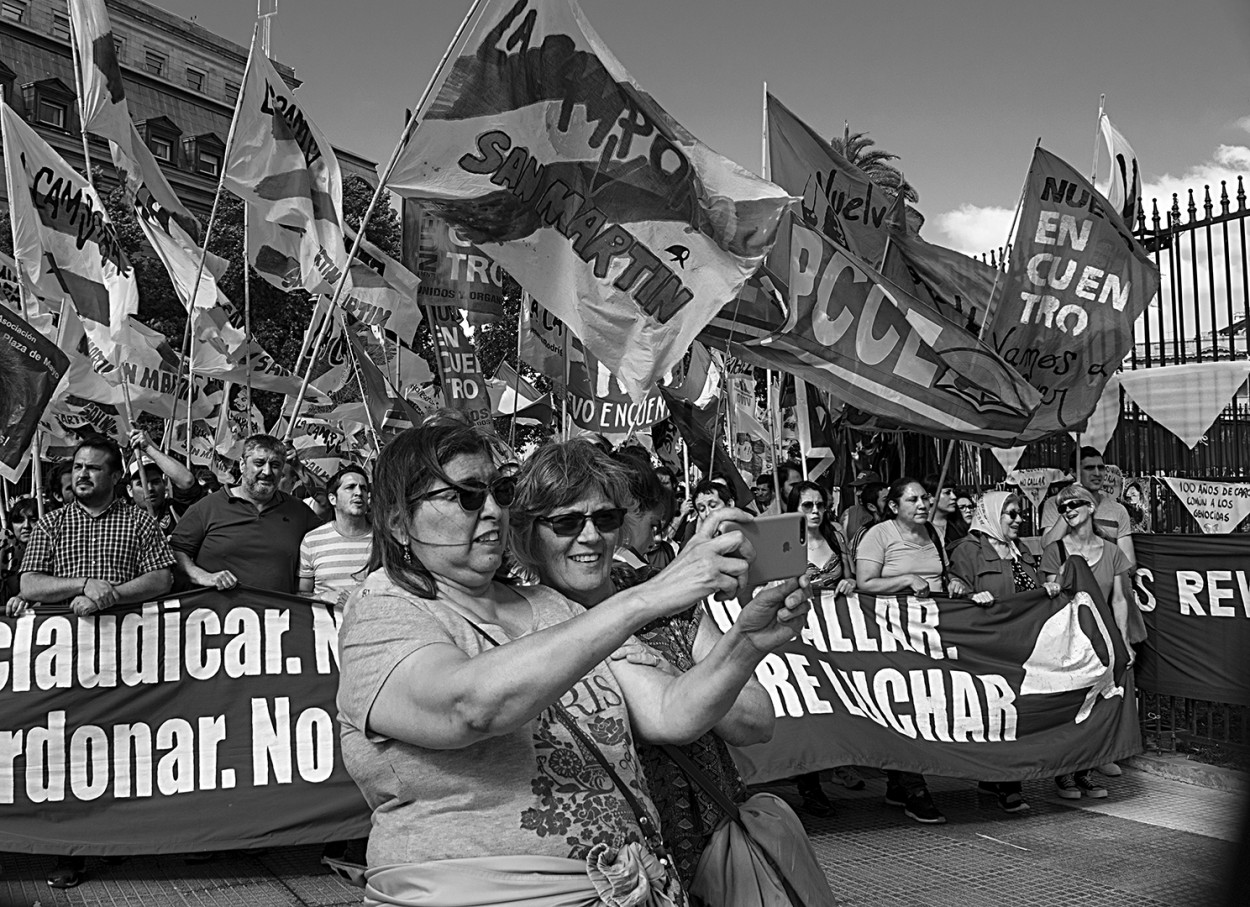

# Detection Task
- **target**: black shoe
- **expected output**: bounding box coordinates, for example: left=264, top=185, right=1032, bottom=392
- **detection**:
left=798, top=785, right=835, bottom=818
left=47, top=856, right=85, bottom=889
left=998, top=790, right=1030, bottom=813
left=884, top=784, right=909, bottom=807
left=903, top=789, right=947, bottom=824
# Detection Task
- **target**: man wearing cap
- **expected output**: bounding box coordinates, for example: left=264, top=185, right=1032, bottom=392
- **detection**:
left=127, top=429, right=203, bottom=536
left=171, top=434, right=320, bottom=594
left=299, top=466, right=373, bottom=608
left=1040, top=447, right=1135, bottom=568
left=841, top=470, right=884, bottom=539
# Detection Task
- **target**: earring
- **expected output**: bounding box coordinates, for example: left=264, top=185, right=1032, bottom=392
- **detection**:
left=401, top=545, right=413, bottom=564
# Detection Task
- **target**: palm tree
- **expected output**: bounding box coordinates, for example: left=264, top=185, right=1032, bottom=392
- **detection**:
left=829, top=123, right=919, bottom=204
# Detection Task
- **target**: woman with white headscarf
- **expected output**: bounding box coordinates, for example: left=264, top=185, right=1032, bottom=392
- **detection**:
left=949, top=491, right=1060, bottom=813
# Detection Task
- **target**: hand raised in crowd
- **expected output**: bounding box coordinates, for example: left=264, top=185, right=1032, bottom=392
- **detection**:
left=83, top=578, right=118, bottom=608
left=732, top=576, right=811, bottom=656
left=70, top=594, right=101, bottom=616
left=206, top=570, right=239, bottom=591
left=5, top=595, right=33, bottom=617
left=128, top=428, right=153, bottom=451
left=645, top=507, right=755, bottom=610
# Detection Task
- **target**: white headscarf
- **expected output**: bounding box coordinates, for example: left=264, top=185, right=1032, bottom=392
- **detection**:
left=970, top=491, right=1017, bottom=557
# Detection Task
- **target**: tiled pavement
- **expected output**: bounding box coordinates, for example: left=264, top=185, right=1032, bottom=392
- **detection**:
left=1, top=767, right=1243, bottom=907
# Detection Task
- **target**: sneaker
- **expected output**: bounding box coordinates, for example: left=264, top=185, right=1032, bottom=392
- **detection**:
left=1055, top=774, right=1082, bottom=800
left=832, top=766, right=865, bottom=791
left=797, top=784, right=835, bottom=818
left=998, top=790, right=1030, bottom=813
left=1097, top=762, right=1123, bottom=777
left=1074, top=771, right=1109, bottom=799
left=47, top=856, right=85, bottom=889
left=884, top=784, right=909, bottom=807
left=903, top=789, right=947, bottom=824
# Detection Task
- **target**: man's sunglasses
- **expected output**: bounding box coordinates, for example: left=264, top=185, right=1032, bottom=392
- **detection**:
left=535, top=508, right=627, bottom=537
left=1058, top=500, right=1091, bottom=514
left=415, top=475, right=517, bottom=512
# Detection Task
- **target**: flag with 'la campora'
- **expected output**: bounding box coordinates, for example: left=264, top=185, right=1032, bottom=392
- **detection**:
left=1, top=102, right=138, bottom=373
left=386, top=0, right=794, bottom=402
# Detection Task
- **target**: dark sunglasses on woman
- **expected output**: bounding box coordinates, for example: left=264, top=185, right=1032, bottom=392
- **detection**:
left=535, top=508, right=628, bottom=537
left=1058, top=500, right=1091, bottom=514
left=416, top=475, right=518, bottom=512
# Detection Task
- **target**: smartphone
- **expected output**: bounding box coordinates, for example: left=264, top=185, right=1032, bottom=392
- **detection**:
left=735, top=513, right=808, bottom=587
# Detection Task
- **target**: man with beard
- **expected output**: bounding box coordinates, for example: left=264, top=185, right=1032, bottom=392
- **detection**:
left=298, top=466, right=373, bottom=608
left=171, top=435, right=320, bottom=594
left=15, top=438, right=174, bottom=889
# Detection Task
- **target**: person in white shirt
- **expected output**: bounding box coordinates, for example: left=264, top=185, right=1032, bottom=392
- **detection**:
left=299, top=466, right=372, bottom=607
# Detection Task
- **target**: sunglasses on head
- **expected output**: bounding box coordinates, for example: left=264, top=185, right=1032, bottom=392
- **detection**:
left=1058, top=500, right=1091, bottom=514
left=416, top=475, right=517, bottom=512
left=535, top=508, right=627, bottom=537
left=799, top=500, right=827, bottom=512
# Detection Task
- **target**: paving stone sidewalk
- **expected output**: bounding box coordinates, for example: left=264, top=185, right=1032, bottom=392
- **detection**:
left=1, top=766, right=1242, bottom=907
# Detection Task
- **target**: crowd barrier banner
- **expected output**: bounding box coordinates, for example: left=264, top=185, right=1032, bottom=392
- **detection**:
left=0, top=588, right=370, bottom=855
left=1133, top=533, right=1250, bottom=706
left=710, top=560, right=1140, bottom=784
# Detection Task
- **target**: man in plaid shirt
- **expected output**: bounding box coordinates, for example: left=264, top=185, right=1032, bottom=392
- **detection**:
left=18, top=437, right=174, bottom=616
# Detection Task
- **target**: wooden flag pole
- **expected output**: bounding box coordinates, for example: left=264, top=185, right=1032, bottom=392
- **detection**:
left=283, top=0, right=487, bottom=440
left=30, top=433, right=45, bottom=521
left=1091, top=93, right=1106, bottom=185
left=344, top=330, right=384, bottom=456
left=767, top=369, right=783, bottom=510
left=510, top=295, right=525, bottom=448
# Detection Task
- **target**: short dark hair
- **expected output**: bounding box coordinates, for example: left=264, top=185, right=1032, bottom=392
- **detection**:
left=1079, top=446, right=1103, bottom=462
left=74, top=437, right=123, bottom=474
left=7, top=497, right=39, bottom=524
left=693, top=479, right=732, bottom=505
left=776, top=462, right=801, bottom=484
left=327, top=465, right=369, bottom=497
left=48, top=461, right=74, bottom=499
left=242, top=434, right=286, bottom=461
left=859, top=481, right=887, bottom=510
left=365, top=421, right=498, bottom=599
left=884, top=476, right=925, bottom=517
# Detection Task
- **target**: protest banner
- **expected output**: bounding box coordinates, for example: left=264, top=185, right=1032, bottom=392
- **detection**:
left=0, top=306, right=70, bottom=482
left=710, top=560, right=1139, bottom=783
left=988, top=147, right=1160, bottom=440
left=566, top=348, right=669, bottom=436
left=0, top=588, right=370, bottom=854
left=424, top=304, right=492, bottom=427
left=404, top=200, right=507, bottom=325
left=1133, top=534, right=1250, bottom=706
left=1007, top=467, right=1071, bottom=510
left=1159, top=477, right=1250, bottom=535
left=386, top=0, right=793, bottom=402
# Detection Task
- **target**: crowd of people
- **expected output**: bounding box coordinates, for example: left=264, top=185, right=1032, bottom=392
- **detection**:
left=0, top=418, right=1145, bottom=901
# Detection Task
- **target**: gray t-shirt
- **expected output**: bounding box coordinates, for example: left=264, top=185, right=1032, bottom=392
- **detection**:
left=337, top=571, right=658, bottom=867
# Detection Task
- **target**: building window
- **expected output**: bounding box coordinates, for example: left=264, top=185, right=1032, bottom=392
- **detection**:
left=51, top=12, right=71, bottom=41
left=197, top=149, right=221, bottom=176
left=113, top=35, right=125, bottom=61
left=143, top=49, right=166, bottom=77
left=37, top=98, right=67, bottom=129
left=185, top=67, right=204, bottom=92
left=224, top=79, right=241, bottom=101
left=149, top=134, right=172, bottom=161
left=0, top=2, right=25, bottom=24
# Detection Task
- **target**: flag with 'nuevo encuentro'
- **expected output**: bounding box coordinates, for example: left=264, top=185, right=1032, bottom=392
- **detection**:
left=386, top=0, right=794, bottom=402
left=224, top=32, right=346, bottom=295
left=987, top=147, right=1159, bottom=441
left=1, top=102, right=137, bottom=375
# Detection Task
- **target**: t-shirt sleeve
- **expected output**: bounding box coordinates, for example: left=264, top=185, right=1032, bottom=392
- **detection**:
left=298, top=534, right=316, bottom=580
left=134, top=513, right=176, bottom=574
left=855, top=523, right=888, bottom=569
left=1109, top=543, right=1132, bottom=577
left=169, top=497, right=208, bottom=558
left=337, top=590, right=460, bottom=743
left=1039, top=542, right=1062, bottom=577
left=1114, top=505, right=1131, bottom=539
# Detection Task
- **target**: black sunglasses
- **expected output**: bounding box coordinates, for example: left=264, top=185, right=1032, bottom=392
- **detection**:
left=1058, top=500, right=1091, bottom=514
left=415, top=475, right=517, bottom=512
left=535, top=508, right=627, bottom=537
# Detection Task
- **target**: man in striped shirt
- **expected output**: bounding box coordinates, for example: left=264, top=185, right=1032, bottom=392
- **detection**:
left=299, top=466, right=372, bottom=607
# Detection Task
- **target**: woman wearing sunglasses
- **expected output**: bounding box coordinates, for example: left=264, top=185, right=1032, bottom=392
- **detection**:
left=948, top=491, right=1060, bottom=813
left=508, top=440, right=800, bottom=893
left=337, top=424, right=809, bottom=905
left=1038, top=483, right=1134, bottom=801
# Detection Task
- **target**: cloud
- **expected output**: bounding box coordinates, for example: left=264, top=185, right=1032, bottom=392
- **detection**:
left=930, top=204, right=1016, bottom=258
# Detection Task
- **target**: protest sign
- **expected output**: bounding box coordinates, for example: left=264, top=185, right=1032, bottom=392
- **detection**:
left=710, top=561, right=1139, bottom=783
left=405, top=200, right=507, bottom=325
left=0, top=306, right=70, bottom=481
left=988, top=147, right=1159, bottom=440
left=1133, top=534, right=1250, bottom=706
left=424, top=304, right=492, bottom=427
left=0, top=588, right=370, bottom=855
left=1007, top=467, right=1071, bottom=510
left=566, top=350, right=669, bottom=435
left=1160, top=476, right=1250, bottom=534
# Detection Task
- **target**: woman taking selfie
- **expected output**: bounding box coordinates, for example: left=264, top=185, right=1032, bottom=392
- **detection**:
left=337, top=423, right=810, bottom=905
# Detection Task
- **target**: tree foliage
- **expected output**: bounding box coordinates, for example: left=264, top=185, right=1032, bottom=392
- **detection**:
left=829, top=124, right=919, bottom=204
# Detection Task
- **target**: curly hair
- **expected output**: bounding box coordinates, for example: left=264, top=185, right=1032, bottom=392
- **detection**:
left=510, top=440, right=632, bottom=576
left=364, top=419, right=499, bottom=599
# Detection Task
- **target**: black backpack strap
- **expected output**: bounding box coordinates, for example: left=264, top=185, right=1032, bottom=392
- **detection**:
left=924, top=522, right=950, bottom=593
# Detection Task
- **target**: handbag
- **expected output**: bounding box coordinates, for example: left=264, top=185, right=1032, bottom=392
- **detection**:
left=661, top=745, right=837, bottom=907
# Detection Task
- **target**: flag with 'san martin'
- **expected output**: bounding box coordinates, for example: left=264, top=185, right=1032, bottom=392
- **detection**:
left=386, top=0, right=794, bottom=402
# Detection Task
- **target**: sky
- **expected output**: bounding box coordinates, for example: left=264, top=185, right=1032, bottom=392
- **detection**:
left=160, top=0, right=1250, bottom=259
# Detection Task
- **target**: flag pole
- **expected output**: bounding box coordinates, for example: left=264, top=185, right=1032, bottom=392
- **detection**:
left=345, top=330, right=384, bottom=455
left=1091, top=93, right=1106, bottom=184
left=767, top=369, right=782, bottom=509
left=282, top=0, right=487, bottom=440
left=510, top=294, right=525, bottom=448
left=30, top=432, right=45, bottom=521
